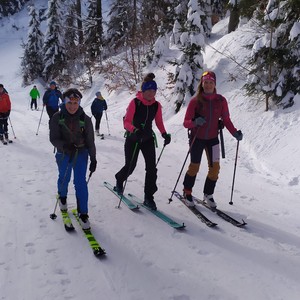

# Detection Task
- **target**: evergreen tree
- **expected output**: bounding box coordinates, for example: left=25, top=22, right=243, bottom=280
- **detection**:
left=42, top=0, right=66, bottom=81
left=172, top=0, right=206, bottom=113
left=170, top=1, right=189, bottom=47
left=244, top=0, right=300, bottom=110
left=63, top=2, right=82, bottom=83
left=139, top=0, right=169, bottom=46
left=106, top=0, right=131, bottom=53
left=211, top=0, right=228, bottom=17
left=145, top=0, right=181, bottom=65
left=0, top=0, right=29, bottom=18
left=21, top=5, right=44, bottom=84
left=84, top=0, right=102, bottom=61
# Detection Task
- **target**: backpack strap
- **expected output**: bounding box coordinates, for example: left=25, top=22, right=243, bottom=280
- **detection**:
left=58, top=111, right=86, bottom=138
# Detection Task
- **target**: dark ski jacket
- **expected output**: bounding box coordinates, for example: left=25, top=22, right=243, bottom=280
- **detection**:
left=49, top=105, right=96, bottom=160
left=91, top=98, right=107, bottom=116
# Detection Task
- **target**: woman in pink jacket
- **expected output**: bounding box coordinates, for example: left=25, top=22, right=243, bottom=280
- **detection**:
left=114, top=73, right=171, bottom=210
left=182, top=71, right=243, bottom=208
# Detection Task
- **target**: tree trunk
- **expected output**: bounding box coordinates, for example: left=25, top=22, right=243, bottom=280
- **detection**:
left=76, top=0, right=83, bottom=44
left=228, top=2, right=240, bottom=33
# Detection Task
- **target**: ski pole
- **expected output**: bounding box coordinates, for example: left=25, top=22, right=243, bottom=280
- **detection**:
left=219, top=127, right=225, bottom=158
left=117, top=142, right=139, bottom=208
left=218, top=119, right=225, bottom=158
left=87, top=171, right=93, bottom=184
left=36, top=105, right=45, bottom=135
left=229, top=140, right=240, bottom=205
left=168, top=129, right=199, bottom=203
left=104, top=111, right=110, bottom=135
left=8, top=116, right=16, bottom=139
left=156, top=145, right=166, bottom=167
left=49, top=157, right=72, bottom=219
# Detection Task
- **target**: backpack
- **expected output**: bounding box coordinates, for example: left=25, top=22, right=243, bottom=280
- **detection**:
left=58, top=111, right=86, bottom=138
left=123, top=98, right=158, bottom=129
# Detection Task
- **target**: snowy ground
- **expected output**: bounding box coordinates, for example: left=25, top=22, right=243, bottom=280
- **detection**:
left=1, top=4, right=300, bottom=300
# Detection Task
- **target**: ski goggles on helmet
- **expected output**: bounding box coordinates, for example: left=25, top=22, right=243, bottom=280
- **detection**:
left=65, top=93, right=81, bottom=105
left=201, top=71, right=216, bottom=83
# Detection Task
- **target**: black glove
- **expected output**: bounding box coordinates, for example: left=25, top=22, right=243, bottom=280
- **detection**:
left=89, top=159, right=97, bottom=173
left=162, top=132, right=171, bottom=146
left=218, top=119, right=224, bottom=129
left=233, top=130, right=243, bottom=141
left=193, top=116, right=206, bottom=127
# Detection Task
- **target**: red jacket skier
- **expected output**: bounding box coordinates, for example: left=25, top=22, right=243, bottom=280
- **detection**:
left=182, top=71, right=243, bottom=208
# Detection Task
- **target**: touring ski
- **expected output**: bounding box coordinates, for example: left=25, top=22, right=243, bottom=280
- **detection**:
left=71, top=209, right=106, bottom=257
left=127, top=193, right=185, bottom=230
left=103, top=181, right=139, bottom=210
left=60, top=209, right=75, bottom=231
left=173, top=191, right=217, bottom=228
left=192, top=195, right=247, bottom=227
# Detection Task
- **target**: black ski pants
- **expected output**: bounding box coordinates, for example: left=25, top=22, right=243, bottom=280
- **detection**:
left=183, top=137, right=220, bottom=196
left=0, top=117, right=8, bottom=135
left=115, top=137, right=157, bottom=197
left=93, top=112, right=103, bottom=131
left=31, top=98, right=37, bottom=110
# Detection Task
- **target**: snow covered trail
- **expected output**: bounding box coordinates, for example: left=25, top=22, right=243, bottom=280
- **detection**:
left=1, top=9, right=300, bottom=300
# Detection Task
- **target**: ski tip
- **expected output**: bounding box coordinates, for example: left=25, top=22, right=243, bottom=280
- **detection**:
left=208, top=222, right=218, bottom=228
left=65, top=225, right=75, bottom=232
left=237, top=220, right=247, bottom=227
left=94, top=248, right=106, bottom=257
left=175, top=223, right=186, bottom=230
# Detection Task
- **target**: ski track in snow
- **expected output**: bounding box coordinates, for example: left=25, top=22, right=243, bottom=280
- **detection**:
left=1, top=4, right=300, bottom=300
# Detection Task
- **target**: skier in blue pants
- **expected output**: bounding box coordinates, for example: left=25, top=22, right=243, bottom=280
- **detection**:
left=56, top=150, right=89, bottom=214
left=50, top=88, right=97, bottom=230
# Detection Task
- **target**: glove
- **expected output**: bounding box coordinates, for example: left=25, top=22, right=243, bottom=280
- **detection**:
left=162, top=133, right=171, bottom=146
left=218, top=119, right=224, bottom=129
left=233, top=130, right=243, bottom=141
left=89, top=159, right=97, bottom=173
left=193, top=116, right=206, bottom=127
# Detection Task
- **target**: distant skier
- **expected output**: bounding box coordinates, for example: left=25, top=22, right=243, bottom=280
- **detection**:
left=49, top=88, right=97, bottom=230
left=114, top=73, right=171, bottom=210
left=0, top=83, right=12, bottom=144
left=29, top=85, right=40, bottom=110
left=91, top=91, right=107, bottom=137
left=43, top=81, right=62, bottom=123
left=182, top=71, right=243, bottom=208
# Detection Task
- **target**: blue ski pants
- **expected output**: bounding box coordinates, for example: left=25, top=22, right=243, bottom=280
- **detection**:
left=56, top=150, right=89, bottom=214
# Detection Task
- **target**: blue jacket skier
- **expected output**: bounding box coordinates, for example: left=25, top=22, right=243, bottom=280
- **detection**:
left=43, top=81, right=62, bottom=122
